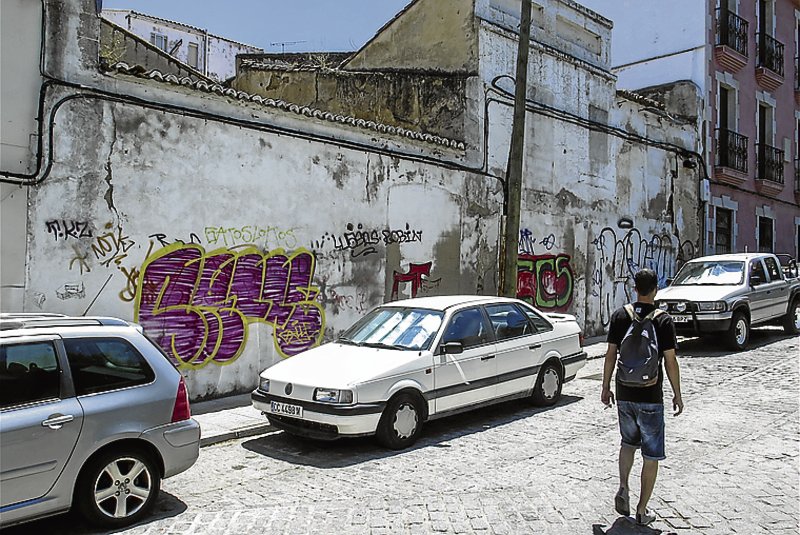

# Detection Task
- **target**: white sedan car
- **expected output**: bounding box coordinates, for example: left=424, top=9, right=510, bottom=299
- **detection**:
left=252, top=296, right=586, bottom=449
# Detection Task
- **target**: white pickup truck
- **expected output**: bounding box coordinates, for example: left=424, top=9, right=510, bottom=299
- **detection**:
left=655, top=253, right=800, bottom=350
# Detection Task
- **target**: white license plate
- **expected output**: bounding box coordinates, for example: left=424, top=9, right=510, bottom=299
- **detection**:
left=672, top=315, right=690, bottom=323
left=270, top=401, right=303, bottom=417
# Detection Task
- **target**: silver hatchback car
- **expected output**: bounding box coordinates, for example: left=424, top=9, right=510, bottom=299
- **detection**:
left=0, top=315, right=200, bottom=529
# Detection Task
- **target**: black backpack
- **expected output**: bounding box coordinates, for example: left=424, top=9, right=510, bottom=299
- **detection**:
left=617, top=304, right=663, bottom=387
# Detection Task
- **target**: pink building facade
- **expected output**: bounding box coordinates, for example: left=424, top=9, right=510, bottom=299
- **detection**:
left=710, top=0, right=800, bottom=257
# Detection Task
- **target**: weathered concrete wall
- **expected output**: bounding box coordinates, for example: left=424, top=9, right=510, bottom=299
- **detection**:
left=343, top=0, right=479, bottom=74
left=231, top=67, right=468, bottom=140
left=1, top=0, right=42, bottom=311
left=476, top=0, right=701, bottom=336
left=23, top=84, right=500, bottom=400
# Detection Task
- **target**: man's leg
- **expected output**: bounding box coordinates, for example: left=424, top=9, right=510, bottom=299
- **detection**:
left=637, top=459, right=659, bottom=515
left=619, top=445, right=635, bottom=489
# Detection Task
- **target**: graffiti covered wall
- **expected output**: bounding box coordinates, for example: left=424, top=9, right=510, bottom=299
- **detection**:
left=22, top=94, right=500, bottom=399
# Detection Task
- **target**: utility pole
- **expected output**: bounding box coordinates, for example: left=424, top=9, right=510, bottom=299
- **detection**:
left=500, top=0, right=532, bottom=297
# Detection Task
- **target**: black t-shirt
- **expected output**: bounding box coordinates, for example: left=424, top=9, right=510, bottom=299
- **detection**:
left=607, top=302, right=677, bottom=404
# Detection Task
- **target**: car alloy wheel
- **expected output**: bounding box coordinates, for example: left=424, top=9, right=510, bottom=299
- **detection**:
left=93, top=457, right=153, bottom=518
left=77, top=448, right=160, bottom=528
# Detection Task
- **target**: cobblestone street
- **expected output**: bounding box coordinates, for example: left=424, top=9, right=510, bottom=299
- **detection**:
left=13, top=329, right=799, bottom=535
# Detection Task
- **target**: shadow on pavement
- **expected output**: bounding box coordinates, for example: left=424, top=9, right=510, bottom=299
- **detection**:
left=0, top=491, right=187, bottom=535
left=677, top=327, right=794, bottom=358
left=242, top=395, right=583, bottom=468
left=592, top=516, right=675, bottom=534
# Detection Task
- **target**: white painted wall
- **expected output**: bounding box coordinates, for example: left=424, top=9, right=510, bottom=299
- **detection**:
left=1, top=0, right=42, bottom=311
left=477, top=0, right=701, bottom=335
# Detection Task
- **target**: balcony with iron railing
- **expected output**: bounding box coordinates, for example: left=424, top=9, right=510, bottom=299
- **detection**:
left=714, top=128, right=748, bottom=186
left=755, top=142, right=785, bottom=197
left=715, top=8, right=748, bottom=72
left=756, top=33, right=785, bottom=91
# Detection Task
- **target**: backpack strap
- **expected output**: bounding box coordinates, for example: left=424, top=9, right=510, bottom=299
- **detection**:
left=623, top=304, right=639, bottom=321
left=642, top=309, right=664, bottom=321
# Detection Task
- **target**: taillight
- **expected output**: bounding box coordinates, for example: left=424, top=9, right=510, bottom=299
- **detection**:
left=578, top=332, right=585, bottom=347
left=171, top=376, right=191, bottom=422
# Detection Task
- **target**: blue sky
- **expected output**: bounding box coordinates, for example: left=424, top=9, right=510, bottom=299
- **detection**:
left=101, top=0, right=413, bottom=52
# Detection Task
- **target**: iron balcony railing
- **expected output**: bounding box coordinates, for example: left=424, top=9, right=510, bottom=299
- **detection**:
left=756, top=143, right=785, bottom=184
left=716, top=128, right=748, bottom=173
left=716, top=8, right=748, bottom=57
left=757, top=33, right=785, bottom=77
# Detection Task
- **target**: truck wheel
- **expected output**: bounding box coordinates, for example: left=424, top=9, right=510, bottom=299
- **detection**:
left=725, top=311, right=749, bottom=351
left=782, top=297, right=800, bottom=335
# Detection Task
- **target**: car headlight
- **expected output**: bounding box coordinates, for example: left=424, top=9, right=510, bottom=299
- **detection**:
left=675, top=302, right=687, bottom=313
left=259, top=378, right=270, bottom=392
left=313, top=388, right=354, bottom=404
left=657, top=302, right=669, bottom=311
left=696, top=301, right=726, bottom=312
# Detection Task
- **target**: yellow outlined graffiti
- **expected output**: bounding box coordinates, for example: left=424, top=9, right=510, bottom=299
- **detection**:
left=134, top=243, right=324, bottom=369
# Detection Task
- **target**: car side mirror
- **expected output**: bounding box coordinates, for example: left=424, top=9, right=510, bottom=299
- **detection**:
left=441, top=342, right=464, bottom=355
left=750, top=275, right=765, bottom=286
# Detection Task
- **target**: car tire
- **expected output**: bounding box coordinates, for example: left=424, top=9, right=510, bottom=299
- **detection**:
left=725, top=310, right=750, bottom=351
left=782, top=297, right=800, bottom=335
left=532, top=361, right=562, bottom=406
left=376, top=392, right=423, bottom=450
left=75, top=448, right=161, bottom=528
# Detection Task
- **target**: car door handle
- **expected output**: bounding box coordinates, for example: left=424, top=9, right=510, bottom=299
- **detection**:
left=481, top=355, right=495, bottom=361
left=529, top=344, right=542, bottom=350
left=42, top=414, right=74, bottom=430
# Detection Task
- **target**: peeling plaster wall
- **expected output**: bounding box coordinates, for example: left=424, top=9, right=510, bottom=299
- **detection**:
left=23, top=90, right=500, bottom=400
left=231, top=68, right=468, bottom=140
left=477, top=0, right=701, bottom=336
left=1, top=0, right=42, bottom=311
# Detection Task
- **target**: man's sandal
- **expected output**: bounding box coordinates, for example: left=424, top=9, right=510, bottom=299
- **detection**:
left=614, top=487, right=630, bottom=516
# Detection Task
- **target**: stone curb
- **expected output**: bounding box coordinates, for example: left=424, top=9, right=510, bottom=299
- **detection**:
left=200, top=422, right=273, bottom=448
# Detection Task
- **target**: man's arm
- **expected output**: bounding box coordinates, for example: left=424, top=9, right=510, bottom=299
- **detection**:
left=601, top=343, right=617, bottom=407
left=663, top=348, right=683, bottom=416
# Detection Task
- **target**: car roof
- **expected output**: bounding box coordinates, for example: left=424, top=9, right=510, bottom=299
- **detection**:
left=688, top=253, right=773, bottom=262
left=0, top=315, right=135, bottom=337
left=381, top=295, right=521, bottom=311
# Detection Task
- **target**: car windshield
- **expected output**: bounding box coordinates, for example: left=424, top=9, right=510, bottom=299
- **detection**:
left=672, top=260, right=744, bottom=285
left=338, top=307, right=444, bottom=351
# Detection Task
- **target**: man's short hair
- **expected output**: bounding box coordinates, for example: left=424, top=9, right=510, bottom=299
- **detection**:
left=634, top=268, right=659, bottom=296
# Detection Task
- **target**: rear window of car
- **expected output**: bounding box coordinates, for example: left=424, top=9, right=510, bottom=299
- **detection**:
left=63, top=338, right=155, bottom=396
left=518, top=304, right=553, bottom=333
left=0, top=341, right=61, bottom=409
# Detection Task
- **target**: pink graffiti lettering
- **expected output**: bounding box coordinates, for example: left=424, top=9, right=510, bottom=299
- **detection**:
left=134, top=244, right=324, bottom=369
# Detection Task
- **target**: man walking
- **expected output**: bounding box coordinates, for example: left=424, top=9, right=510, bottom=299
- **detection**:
left=601, top=268, right=683, bottom=526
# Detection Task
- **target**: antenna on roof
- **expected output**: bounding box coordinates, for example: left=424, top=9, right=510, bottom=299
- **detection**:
left=269, top=40, right=307, bottom=54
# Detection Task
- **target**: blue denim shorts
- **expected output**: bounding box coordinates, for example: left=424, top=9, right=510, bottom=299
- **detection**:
left=617, top=400, right=665, bottom=461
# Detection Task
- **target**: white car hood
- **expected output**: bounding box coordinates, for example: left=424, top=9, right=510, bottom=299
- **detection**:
left=261, top=342, right=427, bottom=387
left=656, top=285, right=737, bottom=301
